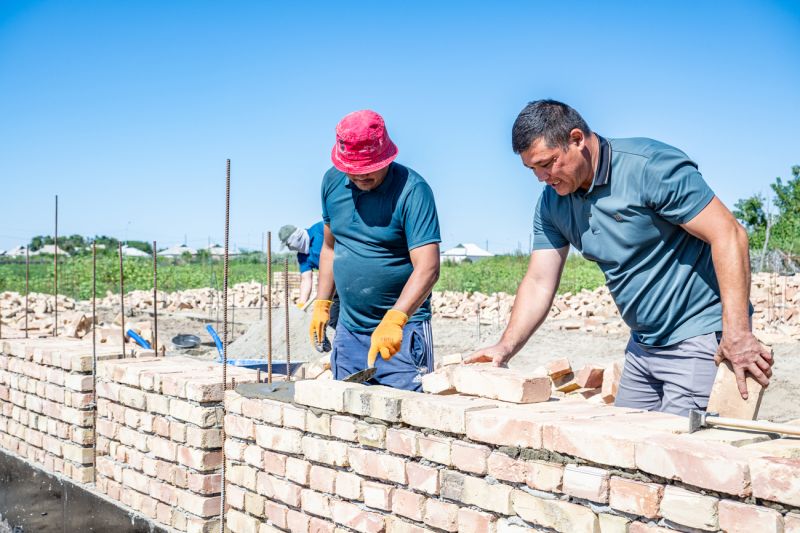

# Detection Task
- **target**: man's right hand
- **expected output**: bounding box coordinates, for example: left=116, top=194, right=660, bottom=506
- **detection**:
left=463, top=343, right=515, bottom=367
left=309, top=300, right=332, bottom=348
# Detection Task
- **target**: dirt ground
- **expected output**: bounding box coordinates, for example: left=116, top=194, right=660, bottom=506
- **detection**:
left=110, top=305, right=798, bottom=423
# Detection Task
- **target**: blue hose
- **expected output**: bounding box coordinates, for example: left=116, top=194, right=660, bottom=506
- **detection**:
left=126, top=329, right=151, bottom=349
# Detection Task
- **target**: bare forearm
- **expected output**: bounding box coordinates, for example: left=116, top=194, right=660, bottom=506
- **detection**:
left=711, top=225, right=751, bottom=333
left=299, top=272, right=313, bottom=303
left=317, top=244, right=335, bottom=301
left=498, top=274, right=557, bottom=354
left=393, top=262, right=439, bottom=316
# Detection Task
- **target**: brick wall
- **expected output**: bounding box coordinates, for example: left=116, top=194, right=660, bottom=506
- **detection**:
left=93, top=356, right=259, bottom=532
left=223, top=380, right=800, bottom=533
left=0, top=337, right=123, bottom=484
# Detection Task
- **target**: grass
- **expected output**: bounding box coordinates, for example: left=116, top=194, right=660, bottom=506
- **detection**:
left=0, top=253, right=606, bottom=300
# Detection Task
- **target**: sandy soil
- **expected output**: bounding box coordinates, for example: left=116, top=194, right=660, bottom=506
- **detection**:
left=107, top=304, right=798, bottom=423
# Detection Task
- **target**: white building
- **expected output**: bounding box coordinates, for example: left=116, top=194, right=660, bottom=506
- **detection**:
left=30, top=244, right=70, bottom=257
left=441, top=243, right=494, bottom=263
left=157, top=244, right=197, bottom=257
left=121, top=245, right=150, bottom=257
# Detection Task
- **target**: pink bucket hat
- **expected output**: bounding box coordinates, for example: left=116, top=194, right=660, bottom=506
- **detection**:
left=331, top=110, right=398, bottom=174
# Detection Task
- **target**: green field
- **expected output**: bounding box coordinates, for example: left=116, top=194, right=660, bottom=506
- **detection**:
left=0, top=253, right=606, bottom=300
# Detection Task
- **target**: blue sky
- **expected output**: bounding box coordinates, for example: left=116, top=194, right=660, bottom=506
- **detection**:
left=1, top=1, right=798, bottom=253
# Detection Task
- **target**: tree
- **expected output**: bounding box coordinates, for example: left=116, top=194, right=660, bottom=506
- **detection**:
left=734, top=166, right=800, bottom=254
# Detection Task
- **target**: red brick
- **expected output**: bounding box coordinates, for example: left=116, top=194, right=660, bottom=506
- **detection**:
left=391, top=489, right=425, bottom=521
left=750, top=456, right=800, bottom=506
left=401, top=394, right=496, bottom=434
left=177, top=446, right=222, bottom=472
left=287, top=509, right=310, bottom=533
left=418, top=434, right=451, bottom=465
left=424, top=499, right=459, bottom=532
left=349, top=447, right=406, bottom=484
left=609, top=477, right=662, bottom=519
left=458, top=508, right=496, bottom=533
left=636, top=435, right=752, bottom=496
left=187, top=472, right=221, bottom=495
left=264, top=501, right=289, bottom=529
left=452, top=364, right=551, bottom=403
left=241, top=397, right=283, bottom=425
left=601, top=360, right=623, bottom=403
left=406, top=462, right=439, bottom=494
left=487, top=453, right=530, bottom=483
left=263, top=450, right=288, bottom=476
left=309, top=517, right=335, bottom=533
left=451, top=441, right=490, bottom=475
left=331, top=500, right=385, bottom=533
left=176, top=490, right=220, bottom=518
left=225, top=414, right=255, bottom=440
left=718, top=500, right=783, bottom=533
left=546, top=358, right=572, bottom=379
left=575, top=365, right=604, bottom=388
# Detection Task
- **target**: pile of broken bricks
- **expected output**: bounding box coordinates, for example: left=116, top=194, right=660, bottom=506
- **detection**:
left=421, top=354, right=624, bottom=405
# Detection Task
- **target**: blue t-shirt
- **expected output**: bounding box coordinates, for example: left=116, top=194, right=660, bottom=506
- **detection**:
left=533, top=136, right=730, bottom=347
left=321, top=162, right=441, bottom=334
left=297, top=221, right=324, bottom=273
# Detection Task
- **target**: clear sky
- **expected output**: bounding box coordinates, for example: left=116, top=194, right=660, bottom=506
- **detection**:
left=1, top=0, right=799, bottom=254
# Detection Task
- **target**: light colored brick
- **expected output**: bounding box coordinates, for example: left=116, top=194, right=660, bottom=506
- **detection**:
left=441, top=470, right=513, bottom=514
left=424, top=499, right=459, bottom=532
left=527, top=460, right=563, bottom=493
left=546, top=358, right=572, bottom=379
left=363, top=481, right=394, bottom=511
left=598, top=514, right=629, bottom=533
left=465, top=408, right=544, bottom=448
left=331, top=499, right=385, bottom=533
left=287, top=510, right=309, bottom=533
left=356, top=421, right=387, bottom=448
left=240, top=396, right=283, bottom=425
left=225, top=414, right=255, bottom=440
left=303, top=436, right=350, bottom=467
left=451, top=441, right=490, bottom=475
left=310, top=465, right=337, bottom=493
left=306, top=410, right=332, bottom=436
left=309, top=517, right=335, bottom=533
left=750, top=456, right=800, bottom=506
left=385, top=517, right=431, bottom=533
left=718, top=500, right=783, bottom=533
left=391, top=488, right=425, bottom=521
left=295, top=379, right=363, bottom=412
left=608, top=477, right=662, bottom=519
left=335, top=470, right=363, bottom=500
left=283, top=404, right=307, bottom=430
left=386, top=428, right=417, bottom=457
left=487, top=452, right=529, bottom=483
left=169, top=398, right=221, bottom=428
left=330, top=415, right=358, bottom=442
left=349, top=447, right=406, bottom=483
left=706, top=360, right=764, bottom=419
left=227, top=464, right=258, bottom=491
left=344, top=385, right=415, bottom=422
left=636, top=435, right=752, bottom=496
left=402, top=394, right=495, bottom=434
left=659, top=486, right=719, bottom=531
left=421, top=366, right=456, bottom=394
left=458, top=508, right=496, bottom=533
left=255, top=424, right=303, bottom=454
left=513, top=489, right=599, bottom=532
left=177, top=446, right=222, bottom=472
left=244, top=444, right=265, bottom=468
left=286, top=457, right=311, bottom=485
left=418, top=434, right=451, bottom=465
left=562, top=464, right=609, bottom=503
left=264, top=501, right=289, bottom=529
left=263, top=450, right=288, bottom=476
left=785, top=513, right=800, bottom=533
left=301, top=489, right=332, bottom=518
left=452, top=364, right=551, bottom=403
left=177, top=490, right=220, bottom=518
left=227, top=509, right=259, bottom=533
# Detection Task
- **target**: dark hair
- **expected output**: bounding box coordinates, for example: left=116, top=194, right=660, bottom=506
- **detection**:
left=511, top=99, right=591, bottom=153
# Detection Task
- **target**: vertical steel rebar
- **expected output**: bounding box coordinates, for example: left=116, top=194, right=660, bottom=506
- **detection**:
left=25, top=247, right=29, bottom=338
left=54, top=194, right=58, bottom=336
left=260, top=231, right=264, bottom=320
left=219, top=158, right=231, bottom=533
left=118, top=242, right=126, bottom=358
left=91, top=243, right=97, bottom=482
left=153, top=240, right=158, bottom=355
left=284, top=257, right=290, bottom=381
left=267, top=231, right=273, bottom=383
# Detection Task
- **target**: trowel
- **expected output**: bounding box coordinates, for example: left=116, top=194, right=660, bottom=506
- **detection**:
left=343, top=366, right=377, bottom=383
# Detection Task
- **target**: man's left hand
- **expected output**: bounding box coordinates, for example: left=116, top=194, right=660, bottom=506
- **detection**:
left=715, top=331, right=773, bottom=400
left=367, top=309, right=408, bottom=367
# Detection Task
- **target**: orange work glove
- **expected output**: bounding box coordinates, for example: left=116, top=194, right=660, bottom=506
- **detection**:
left=367, top=309, right=408, bottom=367
left=309, top=300, right=332, bottom=348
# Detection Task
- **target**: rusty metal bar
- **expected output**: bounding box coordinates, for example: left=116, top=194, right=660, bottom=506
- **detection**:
left=91, top=242, right=97, bottom=482
left=118, top=242, right=126, bottom=358
left=267, top=231, right=273, bottom=384
left=284, top=257, right=290, bottom=381
left=219, top=158, right=231, bottom=533
left=153, top=240, right=158, bottom=355
left=25, top=247, right=29, bottom=338
left=54, top=194, right=58, bottom=336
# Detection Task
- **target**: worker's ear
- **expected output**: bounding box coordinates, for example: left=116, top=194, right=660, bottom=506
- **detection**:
left=569, top=128, right=585, bottom=149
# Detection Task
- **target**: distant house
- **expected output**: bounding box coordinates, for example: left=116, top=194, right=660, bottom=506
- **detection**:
left=5, top=245, right=27, bottom=257
left=441, top=243, right=494, bottom=263
left=30, top=244, right=70, bottom=257
left=121, top=245, right=150, bottom=257
left=158, top=244, right=197, bottom=257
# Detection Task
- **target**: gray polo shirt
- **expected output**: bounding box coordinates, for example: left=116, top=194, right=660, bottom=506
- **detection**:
left=533, top=136, right=724, bottom=346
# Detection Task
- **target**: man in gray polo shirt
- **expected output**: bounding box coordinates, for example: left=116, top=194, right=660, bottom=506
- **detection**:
left=467, top=99, right=773, bottom=415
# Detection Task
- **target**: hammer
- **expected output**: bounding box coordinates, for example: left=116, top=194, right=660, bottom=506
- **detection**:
left=689, top=409, right=800, bottom=437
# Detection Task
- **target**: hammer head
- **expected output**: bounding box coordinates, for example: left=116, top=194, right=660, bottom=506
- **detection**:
left=688, top=409, right=707, bottom=433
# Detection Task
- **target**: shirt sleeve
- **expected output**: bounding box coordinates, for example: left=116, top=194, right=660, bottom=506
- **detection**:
left=321, top=171, right=332, bottom=225
left=532, top=192, right=569, bottom=250
left=297, top=252, right=312, bottom=273
left=402, top=182, right=441, bottom=250
left=642, top=148, right=715, bottom=225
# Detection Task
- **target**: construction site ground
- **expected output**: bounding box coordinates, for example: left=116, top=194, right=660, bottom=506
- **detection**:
left=80, top=304, right=800, bottom=423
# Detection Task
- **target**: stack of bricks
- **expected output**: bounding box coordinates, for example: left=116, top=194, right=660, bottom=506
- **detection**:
left=223, top=379, right=800, bottom=533
left=0, top=337, right=122, bottom=484
left=93, top=356, right=259, bottom=532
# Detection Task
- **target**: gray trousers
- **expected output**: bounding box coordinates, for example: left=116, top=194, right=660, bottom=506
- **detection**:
left=614, top=332, right=720, bottom=416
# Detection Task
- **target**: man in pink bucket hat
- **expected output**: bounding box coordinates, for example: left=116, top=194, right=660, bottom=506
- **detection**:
left=308, top=110, right=441, bottom=390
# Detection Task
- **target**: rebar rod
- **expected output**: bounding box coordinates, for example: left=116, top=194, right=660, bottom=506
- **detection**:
left=25, top=247, right=29, bottom=338
left=267, top=231, right=273, bottom=384
left=54, top=194, right=58, bottom=336
left=153, top=240, right=159, bottom=355
left=91, top=243, right=97, bottom=482
left=284, top=257, right=290, bottom=381
left=118, top=242, right=126, bottom=358
left=219, top=158, right=231, bottom=533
